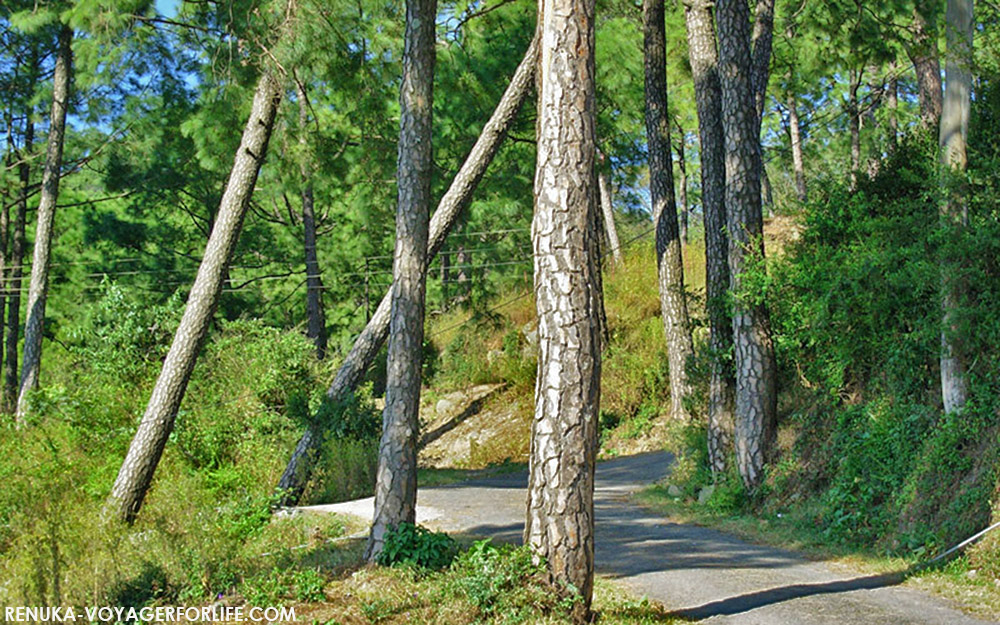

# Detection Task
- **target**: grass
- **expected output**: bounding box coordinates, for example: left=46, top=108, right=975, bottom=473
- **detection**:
left=291, top=562, right=686, bottom=625
left=634, top=485, right=1000, bottom=621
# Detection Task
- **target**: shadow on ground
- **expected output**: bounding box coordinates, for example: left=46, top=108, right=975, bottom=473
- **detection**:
left=669, top=572, right=907, bottom=620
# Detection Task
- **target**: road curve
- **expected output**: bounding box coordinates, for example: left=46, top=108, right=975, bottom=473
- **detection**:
left=299, top=452, right=996, bottom=624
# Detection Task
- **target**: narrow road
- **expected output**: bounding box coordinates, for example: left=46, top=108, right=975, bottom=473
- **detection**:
left=300, top=452, right=996, bottom=624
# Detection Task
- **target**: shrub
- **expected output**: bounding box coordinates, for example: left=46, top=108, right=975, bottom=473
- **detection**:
left=448, top=539, right=554, bottom=622
left=375, top=523, right=457, bottom=569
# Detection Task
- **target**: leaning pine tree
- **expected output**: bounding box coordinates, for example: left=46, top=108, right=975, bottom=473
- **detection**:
left=524, top=0, right=601, bottom=621
left=275, top=32, right=539, bottom=507
left=16, top=25, right=72, bottom=422
left=107, top=66, right=284, bottom=523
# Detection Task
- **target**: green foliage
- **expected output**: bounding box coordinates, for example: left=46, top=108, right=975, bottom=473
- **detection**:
left=293, top=384, right=380, bottom=505
left=818, top=401, right=936, bottom=545
left=241, top=567, right=327, bottom=605
left=765, top=122, right=1000, bottom=556
left=376, top=523, right=457, bottom=570
left=69, top=279, right=183, bottom=382
left=0, top=305, right=365, bottom=608
left=302, top=436, right=379, bottom=505
left=305, top=385, right=381, bottom=441
left=448, top=540, right=558, bottom=623
left=772, top=138, right=941, bottom=400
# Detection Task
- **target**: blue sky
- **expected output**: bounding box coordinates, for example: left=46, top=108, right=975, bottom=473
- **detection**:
left=154, top=0, right=179, bottom=18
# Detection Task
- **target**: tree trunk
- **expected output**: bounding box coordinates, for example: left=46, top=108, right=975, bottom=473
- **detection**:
left=938, top=0, right=972, bottom=414
left=717, top=0, right=777, bottom=491
left=761, top=167, right=774, bottom=215
left=849, top=70, right=861, bottom=190
left=751, top=0, right=775, bottom=216
left=750, top=0, right=776, bottom=124
left=275, top=32, right=539, bottom=508
left=5, top=118, right=31, bottom=413
left=297, top=84, right=327, bottom=360
left=645, top=0, right=694, bottom=422
left=684, top=0, right=734, bottom=476
left=365, top=0, right=437, bottom=562
left=675, top=129, right=689, bottom=244
left=590, top=169, right=611, bottom=348
left=107, top=71, right=282, bottom=523
left=787, top=91, right=807, bottom=202
left=887, top=64, right=899, bottom=151
left=525, top=0, right=599, bottom=617
left=907, top=7, right=943, bottom=129
left=597, top=164, right=622, bottom=265
left=0, top=154, right=9, bottom=386
left=16, top=26, right=72, bottom=422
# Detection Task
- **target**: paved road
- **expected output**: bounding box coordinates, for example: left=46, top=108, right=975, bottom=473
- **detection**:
left=300, top=452, right=996, bottom=624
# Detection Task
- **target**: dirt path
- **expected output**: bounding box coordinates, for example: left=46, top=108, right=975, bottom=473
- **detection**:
left=299, top=452, right=996, bottom=624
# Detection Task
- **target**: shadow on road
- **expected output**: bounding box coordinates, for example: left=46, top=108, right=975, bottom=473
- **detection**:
left=670, top=571, right=907, bottom=620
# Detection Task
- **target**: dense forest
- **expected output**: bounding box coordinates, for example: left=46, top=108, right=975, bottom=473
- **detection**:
left=1, top=0, right=1000, bottom=622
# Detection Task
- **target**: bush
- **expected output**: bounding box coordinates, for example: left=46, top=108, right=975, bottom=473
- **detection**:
left=0, top=310, right=369, bottom=609
left=448, top=539, right=557, bottom=622
left=764, top=126, right=1000, bottom=555
left=375, top=523, right=457, bottom=569
left=68, top=279, right=184, bottom=383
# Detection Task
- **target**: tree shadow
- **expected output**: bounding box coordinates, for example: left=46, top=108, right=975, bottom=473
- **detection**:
left=669, top=571, right=907, bottom=620
left=418, top=385, right=504, bottom=449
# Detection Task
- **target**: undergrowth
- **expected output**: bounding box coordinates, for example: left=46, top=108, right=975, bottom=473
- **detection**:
left=0, top=285, right=378, bottom=607
left=661, top=119, right=1000, bottom=595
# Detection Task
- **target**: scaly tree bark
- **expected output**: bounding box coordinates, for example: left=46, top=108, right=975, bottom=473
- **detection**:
left=297, top=82, right=327, bottom=360
left=674, top=124, right=689, bottom=244
left=751, top=0, right=776, bottom=216
left=597, top=152, right=622, bottom=265
left=786, top=90, right=807, bottom=202
left=16, top=26, right=72, bottom=422
left=684, top=0, right=734, bottom=476
left=644, top=0, right=694, bottom=422
left=590, top=173, right=610, bottom=348
left=525, top=0, right=600, bottom=617
left=107, top=71, right=283, bottom=523
left=717, top=0, right=777, bottom=490
left=365, top=0, right=437, bottom=562
left=275, top=33, right=538, bottom=507
left=938, top=0, right=973, bottom=414
left=750, top=0, right=776, bottom=125
left=5, top=117, right=31, bottom=412
left=906, top=6, right=943, bottom=128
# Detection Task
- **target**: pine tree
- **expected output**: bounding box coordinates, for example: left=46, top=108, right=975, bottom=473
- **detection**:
left=524, top=0, right=600, bottom=619
left=717, top=0, right=777, bottom=490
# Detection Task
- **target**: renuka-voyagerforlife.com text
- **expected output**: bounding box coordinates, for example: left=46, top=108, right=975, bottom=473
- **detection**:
left=4, top=605, right=298, bottom=622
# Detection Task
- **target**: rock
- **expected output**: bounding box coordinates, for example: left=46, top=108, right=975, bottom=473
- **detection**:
left=436, top=397, right=457, bottom=417
left=967, top=569, right=978, bottom=580
left=698, top=485, right=715, bottom=504
left=667, top=484, right=683, bottom=498
left=521, top=321, right=538, bottom=347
